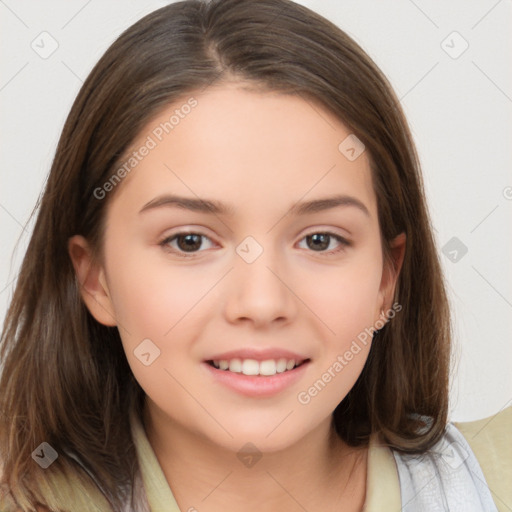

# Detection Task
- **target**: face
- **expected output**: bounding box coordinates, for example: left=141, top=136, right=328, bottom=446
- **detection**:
left=70, top=82, right=404, bottom=453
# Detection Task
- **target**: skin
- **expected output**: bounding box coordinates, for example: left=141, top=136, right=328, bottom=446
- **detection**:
left=69, top=82, right=405, bottom=512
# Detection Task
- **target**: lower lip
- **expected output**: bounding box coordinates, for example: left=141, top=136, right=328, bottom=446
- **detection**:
left=202, top=361, right=310, bottom=397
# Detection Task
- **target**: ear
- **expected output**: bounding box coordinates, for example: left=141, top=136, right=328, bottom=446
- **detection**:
left=67, top=235, right=117, bottom=327
left=376, top=232, right=406, bottom=319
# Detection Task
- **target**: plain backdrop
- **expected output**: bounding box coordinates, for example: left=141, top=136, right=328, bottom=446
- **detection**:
left=1, top=0, right=511, bottom=422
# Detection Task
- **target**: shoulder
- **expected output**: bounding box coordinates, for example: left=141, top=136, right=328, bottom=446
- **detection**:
left=453, top=406, right=512, bottom=512
left=391, top=412, right=506, bottom=512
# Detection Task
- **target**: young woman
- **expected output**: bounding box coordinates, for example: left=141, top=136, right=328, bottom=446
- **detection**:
left=1, top=0, right=509, bottom=511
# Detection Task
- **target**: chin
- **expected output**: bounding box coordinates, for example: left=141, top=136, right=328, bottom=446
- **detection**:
left=210, top=420, right=312, bottom=454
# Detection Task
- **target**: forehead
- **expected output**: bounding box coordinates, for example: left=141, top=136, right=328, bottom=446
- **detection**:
left=108, top=83, right=377, bottom=220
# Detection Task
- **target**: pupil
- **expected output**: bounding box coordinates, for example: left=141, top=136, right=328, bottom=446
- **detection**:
left=309, top=233, right=329, bottom=251
left=178, top=234, right=202, bottom=252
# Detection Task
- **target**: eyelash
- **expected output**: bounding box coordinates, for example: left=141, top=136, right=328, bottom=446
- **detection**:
left=158, top=230, right=351, bottom=258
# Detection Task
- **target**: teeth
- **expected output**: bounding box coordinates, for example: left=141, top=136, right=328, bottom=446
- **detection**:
left=229, top=358, right=242, bottom=373
left=242, top=359, right=260, bottom=375
left=211, top=358, right=301, bottom=376
left=259, top=360, right=276, bottom=376
left=276, top=358, right=287, bottom=373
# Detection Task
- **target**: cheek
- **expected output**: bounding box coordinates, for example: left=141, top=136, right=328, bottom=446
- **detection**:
left=296, top=254, right=383, bottom=336
left=294, top=265, right=379, bottom=413
left=291, top=252, right=382, bottom=401
left=105, top=247, right=210, bottom=339
left=103, top=244, right=224, bottom=395
left=104, top=251, right=204, bottom=406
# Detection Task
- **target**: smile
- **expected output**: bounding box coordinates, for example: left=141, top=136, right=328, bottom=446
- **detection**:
left=208, top=358, right=307, bottom=376
left=203, top=358, right=311, bottom=397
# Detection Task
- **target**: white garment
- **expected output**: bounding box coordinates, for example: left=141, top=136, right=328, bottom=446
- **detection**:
left=393, top=422, right=498, bottom=511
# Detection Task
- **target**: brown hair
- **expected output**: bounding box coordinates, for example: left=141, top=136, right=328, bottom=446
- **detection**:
left=0, top=0, right=451, bottom=509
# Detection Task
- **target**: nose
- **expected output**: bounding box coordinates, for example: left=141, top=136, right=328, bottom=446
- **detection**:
left=223, top=245, right=298, bottom=328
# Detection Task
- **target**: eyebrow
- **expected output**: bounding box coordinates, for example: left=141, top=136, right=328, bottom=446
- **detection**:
left=138, top=194, right=370, bottom=217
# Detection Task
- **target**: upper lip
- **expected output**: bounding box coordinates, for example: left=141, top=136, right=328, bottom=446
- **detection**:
left=205, top=348, right=309, bottom=363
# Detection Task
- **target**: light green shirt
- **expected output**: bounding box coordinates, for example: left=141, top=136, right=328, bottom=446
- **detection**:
left=130, top=406, right=511, bottom=512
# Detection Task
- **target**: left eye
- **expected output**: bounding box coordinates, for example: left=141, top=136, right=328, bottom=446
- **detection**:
left=297, top=232, right=349, bottom=253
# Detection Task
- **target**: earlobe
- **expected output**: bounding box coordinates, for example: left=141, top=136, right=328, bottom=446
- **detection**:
left=67, top=235, right=117, bottom=327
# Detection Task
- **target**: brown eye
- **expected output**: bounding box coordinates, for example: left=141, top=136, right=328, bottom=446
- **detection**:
left=176, top=233, right=203, bottom=252
left=298, top=232, right=350, bottom=254
left=307, top=233, right=330, bottom=251
left=159, top=232, right=215, bottom=256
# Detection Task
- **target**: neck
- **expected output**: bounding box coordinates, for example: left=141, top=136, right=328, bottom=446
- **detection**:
left=142, top=400, right=368, bottom=512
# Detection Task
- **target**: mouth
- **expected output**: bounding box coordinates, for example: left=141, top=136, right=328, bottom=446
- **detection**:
left=203, top=357, right=311, bottom=397
left=205, top=357, right=310, bottom=377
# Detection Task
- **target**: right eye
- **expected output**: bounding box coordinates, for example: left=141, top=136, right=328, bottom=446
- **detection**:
left=159, top=231, right=216, bottom=257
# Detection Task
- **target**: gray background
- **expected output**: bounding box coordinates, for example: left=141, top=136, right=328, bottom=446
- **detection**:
left=1, top=0, right=511, bottom=422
